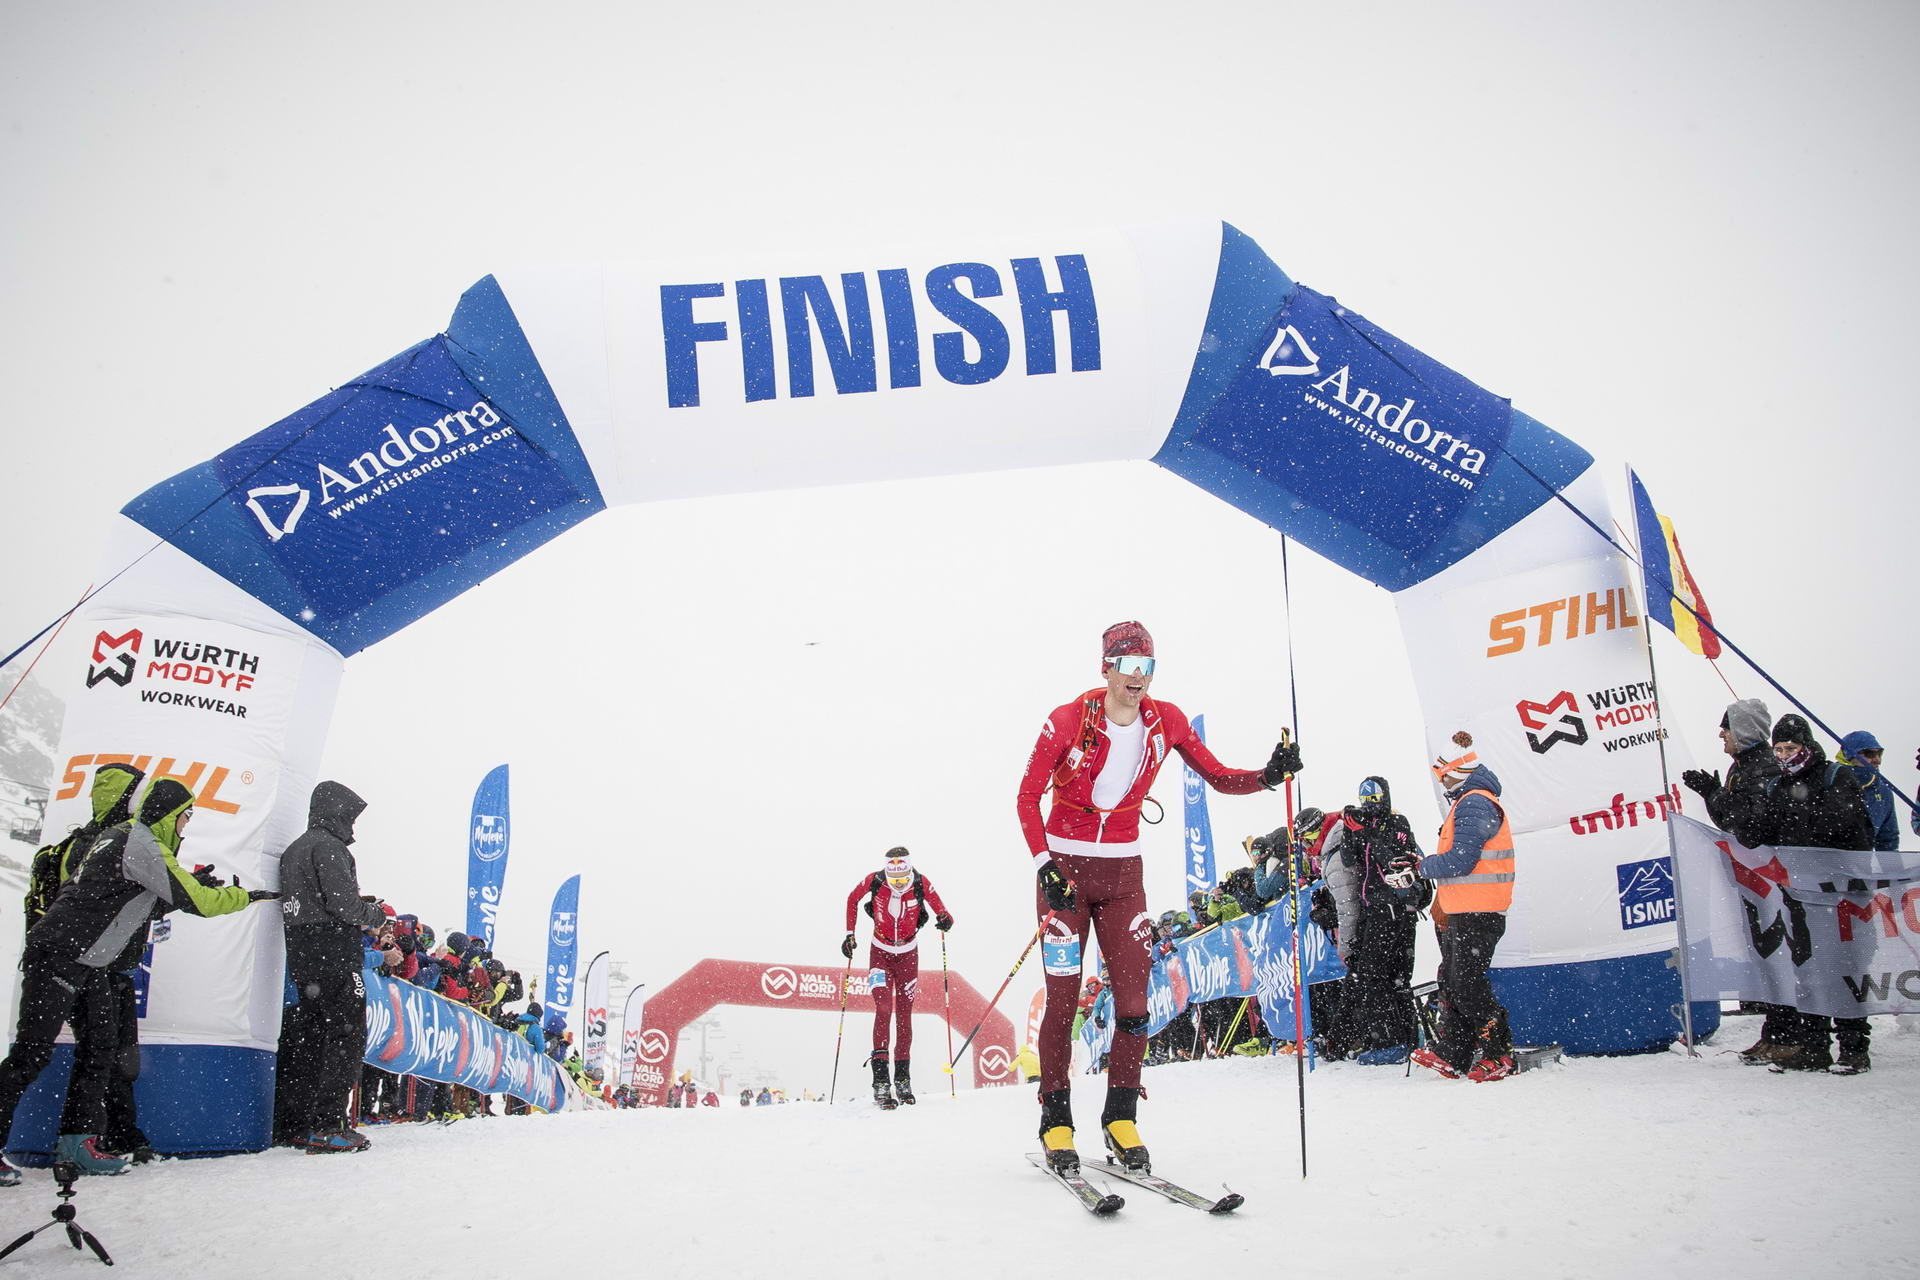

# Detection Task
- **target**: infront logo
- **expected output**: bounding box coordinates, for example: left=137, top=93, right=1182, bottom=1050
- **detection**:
left=760, top=966, right=797, bottom=1000
left=1516, top=691, right=1589, bottom=753
left=86, top=630, right=142, bottom=688
left=1487, top=586, right=1640, bottom=657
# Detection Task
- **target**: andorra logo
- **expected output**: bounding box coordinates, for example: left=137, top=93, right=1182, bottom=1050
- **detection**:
left=1259, top=324, right=1320, bottom=377
left=244, top=484, right=310, bottom=542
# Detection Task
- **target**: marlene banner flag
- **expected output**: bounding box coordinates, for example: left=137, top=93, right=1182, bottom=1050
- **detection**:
left=620, top=983, right=648, bottom=1089
left=1671, top=814, right=1920, bottom=1017
left=546, top=874, right=582, bottom=1017
left=582, top=949, right=611, bottom=1080
left=1079, top=897, right=1344, bottom=1060
left=1629, top=469, right=1722, bottom=658
left=465, top=764, right=512, bottom=948
left=1182, top=713, right=1218, bottom=897
left=362, top=969, right=568, bottom=1111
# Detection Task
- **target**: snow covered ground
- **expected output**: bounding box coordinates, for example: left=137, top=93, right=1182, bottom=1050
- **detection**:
left=4, top=1021, right=1913, bottom=1278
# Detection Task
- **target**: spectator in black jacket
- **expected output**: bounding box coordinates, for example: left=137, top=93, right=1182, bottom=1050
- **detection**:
left=1748, top=715, right=1876, bottom=1074
left=274, top=781, right=386, bottom=1153
left=0, top=777, right=269, bottom=1183
left=1682, top=698, right=1778, bottom=848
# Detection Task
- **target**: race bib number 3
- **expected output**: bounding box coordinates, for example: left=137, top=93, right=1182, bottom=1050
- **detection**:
left=1042, top=936, right=1082, bottom=977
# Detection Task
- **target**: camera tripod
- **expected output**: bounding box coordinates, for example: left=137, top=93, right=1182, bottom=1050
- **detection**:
left=0, top=1160, right=114, bottom=1266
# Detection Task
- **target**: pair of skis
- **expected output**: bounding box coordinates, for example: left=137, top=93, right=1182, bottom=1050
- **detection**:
left=1024, top=1153, right=1243, bottom=1216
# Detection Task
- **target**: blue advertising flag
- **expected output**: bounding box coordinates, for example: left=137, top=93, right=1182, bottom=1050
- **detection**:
left=465, top=764, right=512, bottom=948
left=545, top=874, right=582, bottom=1018
left=1183, top=714, right=1218, bottom=897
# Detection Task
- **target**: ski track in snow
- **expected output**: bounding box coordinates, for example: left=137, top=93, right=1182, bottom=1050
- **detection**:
left=2, top=1024, right=1915, bottom=1277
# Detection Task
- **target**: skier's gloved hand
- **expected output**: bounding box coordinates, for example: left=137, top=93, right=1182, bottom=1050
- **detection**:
left=1262, top=739, right=1304, bottom=788
left=247, top=889, right=281, bottom=903
left=1681, top=768, right=1721, bottom=798
left=190, top=864, right=225, bottom=888
left=840, top=933, right=857, bottom=959
left=934, top=912, right=954, bottom=932
left=1037, top=860, right=1076, bottom=912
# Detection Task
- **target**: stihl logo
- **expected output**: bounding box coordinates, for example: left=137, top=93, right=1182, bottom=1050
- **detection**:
left=86, top=630, right=142, bottom=688
left=1516, top=691, right=1589, bottom=753
left=977, top=1045, right=1012, bottom=1079
left=637, top=1029, right=669, bottom=1063
left=760, top=967, right=797, bottom=1000
left=1487, top=586, right=1640, bottom=657
left=57, top=753, right=247, bottom=813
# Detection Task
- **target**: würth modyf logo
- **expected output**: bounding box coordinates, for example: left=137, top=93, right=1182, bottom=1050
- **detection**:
left=760, top=966, right=797, bottom=1000
left=86, top=629, right=142, bottom=688
left=1516, top=690, right=1588, bottom=753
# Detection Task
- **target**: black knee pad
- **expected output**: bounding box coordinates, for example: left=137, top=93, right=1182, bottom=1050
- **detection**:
left=1117, top=1013, right=1150, bottom=1037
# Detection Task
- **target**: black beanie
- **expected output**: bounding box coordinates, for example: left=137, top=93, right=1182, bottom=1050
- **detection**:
left=138, top=777, right=195, bottom=826
left=1772, top=714, right=1815, bottom=748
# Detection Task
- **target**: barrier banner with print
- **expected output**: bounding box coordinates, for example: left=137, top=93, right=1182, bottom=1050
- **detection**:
left=465, top=764, right=511, bottom=948
left=1079, top=901, right=1344, bottom=1060
left=362, top=968, right=568, bottom=1110
left=546, top=874, right=582, bottom=1018
left=581, top=949, right=611, bottom=1079
left=1182, top=713, right=1218, bottom=898
left=1671, top=815, right=1920, bottom=1017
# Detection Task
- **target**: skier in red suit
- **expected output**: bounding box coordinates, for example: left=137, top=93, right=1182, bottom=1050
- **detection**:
left=1016, top=620, right=1300, bottom=1174
left=842, top=849, right=951, bottom=1108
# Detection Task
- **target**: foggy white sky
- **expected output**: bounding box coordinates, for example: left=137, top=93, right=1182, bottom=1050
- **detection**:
left=2, top=1, right=1914, bottom=1088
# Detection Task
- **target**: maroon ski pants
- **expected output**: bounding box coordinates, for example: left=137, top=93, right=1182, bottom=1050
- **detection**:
left=868, top=946, right=919, bottom=1061
left=1036, top=853, right=1154, bottom=1093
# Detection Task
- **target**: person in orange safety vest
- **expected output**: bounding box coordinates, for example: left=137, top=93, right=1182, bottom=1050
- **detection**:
left=1406, top=732, right=1516, bottom=1083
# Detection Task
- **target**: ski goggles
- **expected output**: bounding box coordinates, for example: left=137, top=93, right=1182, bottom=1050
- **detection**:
left=1357, top=780, right=1388, bottom=808
left=1104, top=654, right=1156, bottom=676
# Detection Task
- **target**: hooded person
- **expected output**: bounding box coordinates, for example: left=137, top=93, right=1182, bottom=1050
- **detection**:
left=273, top=781, right=385, bottom=1153
left=1836, top=730, right=1901, bottom=853
left=1682, top=698, right=1779, bottom=848
left=1409, top=734, right=1517, bottom=1082
left=23, top=762, right=145, bottom=930
left=1746, top=716, right=1875, bottom=1074
left=0, top=776, right=267, bottom=1182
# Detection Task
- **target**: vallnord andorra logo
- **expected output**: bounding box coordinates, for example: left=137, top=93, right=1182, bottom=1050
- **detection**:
left=241, top=399, right=512, bottom=543
left=637, top=1028, right=670, bottom=1063
left=760, top=966, right=798, bottom=1000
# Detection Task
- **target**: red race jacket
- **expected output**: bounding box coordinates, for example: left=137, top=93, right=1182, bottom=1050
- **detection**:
left=1016, top=689, right=1266, bottom=864
left=846, top=872, right=951, bottom=952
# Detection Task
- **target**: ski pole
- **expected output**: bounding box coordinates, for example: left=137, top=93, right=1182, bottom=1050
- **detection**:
left=946, top=911, right=1055, bottom=1073
left=827, top=949, right=856, bottom=1105
left=940, top=930, right=957, bottom=1099
left=1219, top=996, right=1252, bottom=1056
left=1279, top=535, right=1310, bottom=1179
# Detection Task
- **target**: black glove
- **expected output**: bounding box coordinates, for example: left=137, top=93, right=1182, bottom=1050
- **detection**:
left=840, top=932, right=857, bottom=959
left=247, top=889, right=281, bottom=903
left=190, top=864, right=225, bottom=888
left=1262, top=739, right=1304, bottom=787
left=1681, top=768, right=1721, bottom=798
left=934, top=912, right=953, bottom=931
left=1037, top=860, right=1076, bottom=912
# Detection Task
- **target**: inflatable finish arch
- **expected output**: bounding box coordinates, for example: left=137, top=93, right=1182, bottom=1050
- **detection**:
left=631, top=958, right=1016, bottom=1103
left=41, top=220, right=1711, bottom=1152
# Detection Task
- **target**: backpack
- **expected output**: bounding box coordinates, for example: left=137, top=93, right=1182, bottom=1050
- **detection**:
left=23, top=824, right=99, bottom=929
left=862, top=870, right=929, bottom=928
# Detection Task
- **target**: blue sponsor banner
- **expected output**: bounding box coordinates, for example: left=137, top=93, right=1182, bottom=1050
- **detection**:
left=121, top=336, right=601, bottom=655
left=1155, top=227, right=1592, bottom=591
left=1080, top=897, right=1345, bottom=1059
left=362, top=967, right=566, bottom=1111
left=465, top=764, right=512, bottom=948
left=1182, top=713, right=1218, bottom=898
left=546, top=874, right=582, bottom=1016
left=1616, top=856, right=1677, bottom=931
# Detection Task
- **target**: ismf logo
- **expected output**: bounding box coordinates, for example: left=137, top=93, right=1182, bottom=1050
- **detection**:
left=761, top=966, right=798, bottom=1000
left=86, top=629, right=142, bottom=688
left=637, top=1028, right=670, bottom=1064
left=1259, top=324, right=1321, bottom=377
left=1516, top=690, right=1588, bottom=754
left=1615, top=857, right=1676, bottom=930
left=977, top=1044, right=1012, bottom=1080
left=472, top=814, right=507, bottom=862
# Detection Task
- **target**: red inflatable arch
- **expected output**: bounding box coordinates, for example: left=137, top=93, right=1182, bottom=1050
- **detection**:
left=630, top=958, right=1018, bottom=1104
